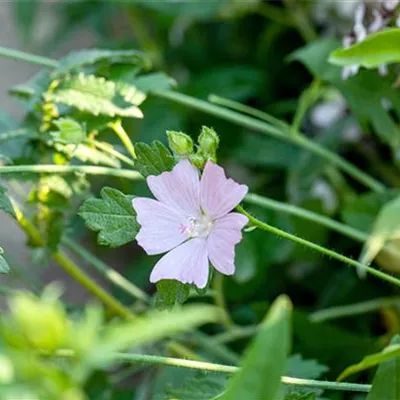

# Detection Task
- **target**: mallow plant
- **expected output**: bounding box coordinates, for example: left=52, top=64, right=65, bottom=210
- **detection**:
left=0, top=17, right=400, bottom=398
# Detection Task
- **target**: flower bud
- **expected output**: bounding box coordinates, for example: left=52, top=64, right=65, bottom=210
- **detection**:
left=167, top=131, right=194, bottom=156
left=198, top=126, right=219, bottom=162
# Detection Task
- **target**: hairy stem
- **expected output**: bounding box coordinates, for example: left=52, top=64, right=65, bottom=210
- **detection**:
left=0, top=47, right=58, bottom=68
left=310, top=296, right=400, bottom=323
left=154, top=90, right=385, bottom=193
left=87, top=139, right=136, bottom=167
left=237, top=205, right=400, bottom=288
left=63, top=238, right=151, bottom=303
left=13, top=204, right=134, bottom=319
left=55, top=350, right=372, bottom=393
left=0, top=164, right=142, bottom=180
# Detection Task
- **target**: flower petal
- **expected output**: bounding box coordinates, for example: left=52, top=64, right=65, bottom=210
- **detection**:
left=200, top=161, right=248, bottom=219
left=132, top=198, right=189, bottom=255
left=207, top=212, right=248, bottom=275
left=150, top=238, right=209, bottom=288
left=147, top=159, right=200, bottom=217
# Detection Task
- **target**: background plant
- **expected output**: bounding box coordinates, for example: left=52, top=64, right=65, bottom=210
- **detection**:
left=0, top=0, right=399, bottom=399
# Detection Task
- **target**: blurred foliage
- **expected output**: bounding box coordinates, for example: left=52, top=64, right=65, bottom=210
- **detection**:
left=0, top=0, right=400, bottom=399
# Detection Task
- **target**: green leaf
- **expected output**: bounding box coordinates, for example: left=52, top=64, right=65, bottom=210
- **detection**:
left=155, top=280, right=191, bottom=310
left=133, top=72, right=177, bottom=93
left=0, top=254, right=10, bottom=274
left=338, top=338, right=400, bottom=381
left=221, top=295, right=292, bottom=400
left=359, top=194, right=400, bottom=267
left=79, top=187, right=139, bottom=247
left=367, top=336, right=400, bottom=400
left=0, top=185, right=16, bottom=219
left=291, top=39, right=400, bottom=151
left=96, top=305, right=221, bottom=364
left=233, top=234, right=257, bottom=284
left=329, top=28, right=400, bottom=69
left=286, top=354, right=328, bottom=380
left=54, top=49, right=151, bottom=77
left=51, top=74, right=144, bottom=118
left=284, top=393, right=317, bottom=400
left=54, top=143, right=121, bottom=168
left=156, top=372, right=227, bottom=400
left=135, top=141, right=175, bottom=178
left=53, top=118, right=86, bottom=145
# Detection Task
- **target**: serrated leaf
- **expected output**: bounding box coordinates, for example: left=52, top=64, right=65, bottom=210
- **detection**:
left=0, top=185, right=16, bottom=219
left=54, top=49, right=151, bottom=77
left=156, top=372, right=227, bottom=400
left=54, top=142, right=121, bottom=168
left=40, top=176, right=73, bottom=199
left=221, top=295, right=292, bottom=400
left=0, top=254, right=10, bottom=274
left=287, top=354, right=328, bottom=380
left=79, top=187, right=138, bottom=247
left=135, top=141, right=175, bottom=178
left=155, top=280, right=191, bottom=310
left=51, top=73, right=143, bottom=118
left=367, top=336, right=400, bottom=400
left=330, top=28, right=400, bottom=69
left=53, top=118, right=86, bottom=145
left=338, top=338, right=400, bottom=381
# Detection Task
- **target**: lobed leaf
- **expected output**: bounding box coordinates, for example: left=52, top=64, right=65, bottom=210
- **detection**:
left=54, top=49, right=151, bottom=77
left=51, top=73, right=144, bottom=118
left=155, top=280, right=191, bottom=310
left=135, top=141, right=175, bottom=178
left=79, top=187, right=138, bottom=247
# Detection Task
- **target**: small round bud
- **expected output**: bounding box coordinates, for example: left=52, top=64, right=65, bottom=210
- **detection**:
left=198, top=126, right=219, bottom=161
left=167, top=131, right=194, bottom=155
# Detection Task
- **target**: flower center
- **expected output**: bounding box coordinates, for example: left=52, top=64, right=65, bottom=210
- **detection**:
left=184, top=214, right=214, bottom=238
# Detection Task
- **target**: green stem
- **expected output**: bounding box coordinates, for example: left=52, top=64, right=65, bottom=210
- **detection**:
left=109, top=120, right=137, bottom=160
left=257, top=2, right=295, bottom=27
left=13, top=204, right=134, bottom=320
left=153, top=90, right=385, bottom=193
left=0, top=164, right=142, bottom=180
left=213, top=325, right=259, bottom=345
left=0, top=46, right=58, bottom=68
left=62, top=238, right=150, bottom=303
left=237, top=205, right=400, bottom=288
left=56, top=350, right=371, bottom=392
left=244, top=193, right=367, bottom=242
left=87, top=139, right=136, bottom=167
left=213, top=272, right=234, bottom=329
left=208, top=94, right=287, bottom=129
left=310, top=296, right=400, bottom=323
left=282, top=0, right=317, bottom=42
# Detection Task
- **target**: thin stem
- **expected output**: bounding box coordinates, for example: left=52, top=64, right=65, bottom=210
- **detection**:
left=57, top=350, right=372, bottom=393
left=153, top=90, right=385, bottom=193
left=244, top=193, right=367, bottom=243
left=237, top=205, right=400, bottom=288
left=310, top=296, right=400, bottom=323
left=257, top=2, right=295, bottom=27
left=213, top=325, right=259, bottom=345
left=0, top=165, right=143, bottom=180
left=62, top=237, right=151, bottom=303
left=109, top=120, right=137, bottom=160
left=213, top=272, right=234, bottom=329
left=0, top=46, right=58, bottom=68
left=208, top=94, right=287, bottom=129
left=87, top=139, right=136, bottom=168
left=12, top=203, right=135, bottom=320
left=283, top=0, right=317, bottom=42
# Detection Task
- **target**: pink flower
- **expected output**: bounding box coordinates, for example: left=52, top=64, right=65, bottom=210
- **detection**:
left=132, top=159, right=249, bottom=288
